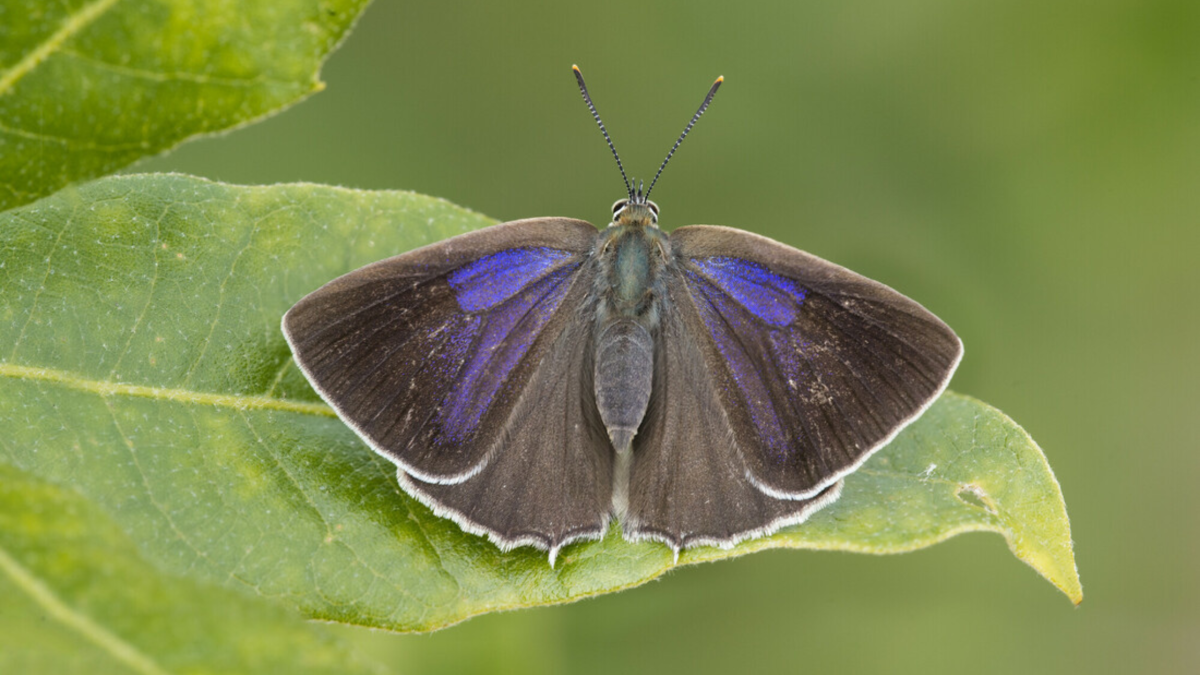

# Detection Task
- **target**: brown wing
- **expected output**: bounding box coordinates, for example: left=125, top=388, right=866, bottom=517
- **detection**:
left=667, top=225, right=962, bottom=499
left=282, top=218, right=599, bottom=484
left=401, top=289, right=613, bottom=561
left=624, top=273, right=842, bottom=554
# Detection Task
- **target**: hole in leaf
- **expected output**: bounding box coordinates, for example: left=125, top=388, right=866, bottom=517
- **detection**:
left=956, top=484, right=998, bottom=515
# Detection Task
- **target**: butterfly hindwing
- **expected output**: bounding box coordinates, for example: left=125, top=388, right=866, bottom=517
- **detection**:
left=282, top=218, right=600, bottom=486
left=668, top=225, right=963, bottom=499
left=400, top=283, right=614, bottom=556
left=625, top=275, right=843, bottom=551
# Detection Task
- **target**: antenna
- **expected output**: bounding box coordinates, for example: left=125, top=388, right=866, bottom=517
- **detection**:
left=573, top=65, right=632, bottom=199
left=644, top=75, right=723, bottom=201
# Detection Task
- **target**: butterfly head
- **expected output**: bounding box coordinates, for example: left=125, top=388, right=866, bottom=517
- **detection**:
left=612, top=180, right=660, bottom=227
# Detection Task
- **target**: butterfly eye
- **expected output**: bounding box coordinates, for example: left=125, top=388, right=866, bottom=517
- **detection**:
left=646, top=200, right=660, bottom=220
left=611, top=199, right=629, bottom=216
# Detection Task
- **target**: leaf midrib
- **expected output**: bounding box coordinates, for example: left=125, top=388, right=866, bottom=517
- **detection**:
left=0, top=362, right=334, bottom=416
left=0, top=0, right=123, bottom=96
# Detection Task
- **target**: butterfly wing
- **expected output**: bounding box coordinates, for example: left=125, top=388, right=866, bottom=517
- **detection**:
left=665, top=225, right=963, bottom=500
left=283, top=218, right=613, bottom=551
left=400, top=294, right=613, bottom=559
left=624, top=276, right=844, bottom=552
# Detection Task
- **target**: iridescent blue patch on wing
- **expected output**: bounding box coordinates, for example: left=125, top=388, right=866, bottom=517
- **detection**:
left=437, top=254, right=580, bottom=441
left=448, top=247, right=575, bottom=312
left=690, top=257, right=808, bottom=325
left=684, top=257, right=813, bottom=463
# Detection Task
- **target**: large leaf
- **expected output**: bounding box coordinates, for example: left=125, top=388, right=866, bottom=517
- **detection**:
left=0, top=462, right=385, bottom=674
left=0, top=0, right=371, bottom=211
left=0, top=174, right=1081, bottom=633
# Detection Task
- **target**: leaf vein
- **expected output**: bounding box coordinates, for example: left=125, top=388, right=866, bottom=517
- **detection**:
left=0, top=120, right=152, bottom=151
left=0, top=0, right=125, bottom=96
left=264, top=358, right=294, bottom=397
left=0, top=362, right=335, bottom=416
left=0, top=542, right=173, bottom=675
left=181, top=206, right=277, bottom=386
left=8, top=206, right=76, bottom=361
left=108, top=203, right=167, bottom=380
left=59, top=47, right=301, bottom=89
left=102, top=397, right=217, bottom=579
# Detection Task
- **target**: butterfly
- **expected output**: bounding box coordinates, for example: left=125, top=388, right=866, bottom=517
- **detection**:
left=282, top=66, right=962, bottom=565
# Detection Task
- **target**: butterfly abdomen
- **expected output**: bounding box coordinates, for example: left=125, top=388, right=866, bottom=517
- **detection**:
left=594, top=318, right=654, bottom=452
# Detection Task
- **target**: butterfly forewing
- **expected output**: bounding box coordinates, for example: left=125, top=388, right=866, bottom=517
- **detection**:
left=668, top=225, right=963, bottom=499
left=282, top=218, right=600, bottom=485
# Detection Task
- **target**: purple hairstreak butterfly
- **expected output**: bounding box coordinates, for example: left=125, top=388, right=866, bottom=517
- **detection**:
left=282, top=66, right=962, bottom=565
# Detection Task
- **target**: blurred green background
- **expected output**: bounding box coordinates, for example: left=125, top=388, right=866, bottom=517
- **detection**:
left=141, top=1, right=1198, bottom=672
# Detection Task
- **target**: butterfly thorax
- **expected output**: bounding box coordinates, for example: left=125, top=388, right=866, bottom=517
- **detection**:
left=596, top=222, right=669, bottom=318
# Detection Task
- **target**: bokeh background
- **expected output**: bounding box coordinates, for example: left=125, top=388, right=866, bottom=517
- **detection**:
left=142, top=1, right=1198, bottom=673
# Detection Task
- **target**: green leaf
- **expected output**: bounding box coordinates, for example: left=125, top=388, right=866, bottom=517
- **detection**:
left=0, top=461, right=385, bottom=674
left=0, top=0, right=371, bottom=211
left=0, top=174, right=1081, bottom=634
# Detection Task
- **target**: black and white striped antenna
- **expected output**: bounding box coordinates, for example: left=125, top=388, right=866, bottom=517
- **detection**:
left=645, top=75, right=723, bottom=201
left=572, top=65, right=632, bottom=200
